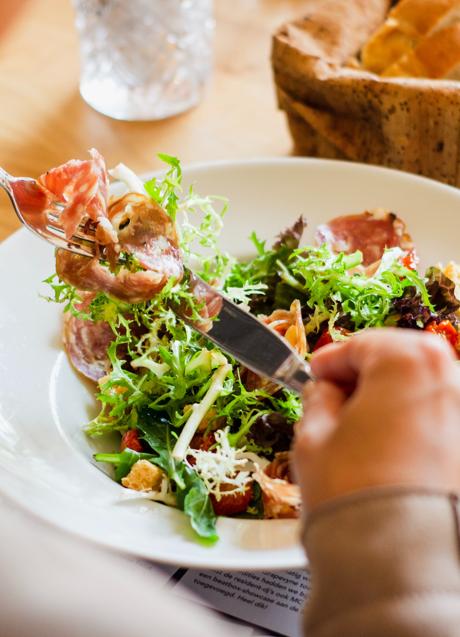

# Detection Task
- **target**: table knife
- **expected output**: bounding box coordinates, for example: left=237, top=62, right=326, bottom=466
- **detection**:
left=177, top=271, right=312, bottom=394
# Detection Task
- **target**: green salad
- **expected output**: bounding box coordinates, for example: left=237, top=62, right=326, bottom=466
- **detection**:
left=42, top=153, right=460, bottom=543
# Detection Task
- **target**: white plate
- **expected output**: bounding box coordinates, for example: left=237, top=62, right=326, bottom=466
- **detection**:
left=1, top=158, right=460, bottom=571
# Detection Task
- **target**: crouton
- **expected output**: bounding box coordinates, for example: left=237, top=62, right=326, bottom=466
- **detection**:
left=121, top=460, right=164, bottom=492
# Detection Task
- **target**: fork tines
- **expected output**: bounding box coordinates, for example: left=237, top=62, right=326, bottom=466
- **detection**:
left=46, top=212, right=96, bottom=257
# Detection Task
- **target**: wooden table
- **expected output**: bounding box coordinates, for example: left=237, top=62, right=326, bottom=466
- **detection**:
left=0, top=0, right=304, bottom=242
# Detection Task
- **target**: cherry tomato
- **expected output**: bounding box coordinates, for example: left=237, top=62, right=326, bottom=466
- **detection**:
left=186, top=432, right=216, bottom=466
left=210, top=482, right=254, bottom=516
left=313, top=330, right=334, bottom=351
left=190, top=432, right=215, bottom=452
left=401, top=249, right=419, bottom=271
left=120, top=429, right=143, bottom=452
left=425, top=320, right=458, bottom=349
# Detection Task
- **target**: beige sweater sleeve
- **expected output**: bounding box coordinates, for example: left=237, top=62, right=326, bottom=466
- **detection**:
left=302, top=489, right=460, bottom=637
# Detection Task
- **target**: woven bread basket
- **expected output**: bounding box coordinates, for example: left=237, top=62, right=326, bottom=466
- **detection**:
left=272, top=0, right=460, bottom=186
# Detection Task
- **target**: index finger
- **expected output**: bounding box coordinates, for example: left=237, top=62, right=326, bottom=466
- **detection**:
left=311, top=327, right=455, bottom=385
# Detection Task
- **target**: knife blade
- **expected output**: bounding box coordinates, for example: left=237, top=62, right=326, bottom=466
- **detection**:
left=176, top=270, right=312, bottom=394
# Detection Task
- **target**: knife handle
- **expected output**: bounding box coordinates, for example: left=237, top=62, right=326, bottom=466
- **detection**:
left=273, top=354, right=314, bottom=394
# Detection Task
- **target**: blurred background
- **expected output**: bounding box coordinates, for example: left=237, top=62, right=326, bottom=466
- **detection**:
left=0, top=0, right=302, bottom=241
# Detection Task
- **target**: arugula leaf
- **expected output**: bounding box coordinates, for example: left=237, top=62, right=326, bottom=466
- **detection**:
left=137, top=410, right=218, bottom=541
left=137, top=410, right=184, bottom=487
left=177, top=464, right=218, bottom=541
left=94, top=442, right=216, bottom=540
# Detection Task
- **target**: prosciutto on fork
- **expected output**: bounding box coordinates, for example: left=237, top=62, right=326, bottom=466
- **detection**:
left=25, top=150, right=184, bottom=303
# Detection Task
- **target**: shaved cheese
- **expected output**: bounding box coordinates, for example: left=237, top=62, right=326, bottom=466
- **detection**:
left=187, top=428, right=252, bottom=501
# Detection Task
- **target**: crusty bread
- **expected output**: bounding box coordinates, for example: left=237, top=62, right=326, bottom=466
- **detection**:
left=280, top=0, right=391, bottom=65
left=361, top=0, right=460, bottom=74
left=383, top=23, right=460, bottom=78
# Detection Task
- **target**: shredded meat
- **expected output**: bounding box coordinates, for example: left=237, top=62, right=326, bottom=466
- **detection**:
left=109, top=193, right=181, bottom=272
left=264, top=299, right=308, bottom=357
left=264, top=451, right=296, bottom=483
left=11, top=179, right=51, bottom=232
left=254, top=465, right=301, bottom=519
left=56, top=250, right=182, bottom=305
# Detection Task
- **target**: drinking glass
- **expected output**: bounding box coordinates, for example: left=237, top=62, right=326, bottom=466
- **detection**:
left=72, top=0, right=214, bottom=121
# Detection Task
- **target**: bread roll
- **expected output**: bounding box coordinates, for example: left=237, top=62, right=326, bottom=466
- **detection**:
left=361, top=0, right=460, bottom=74
left=383, top=23, right=460, bottom=78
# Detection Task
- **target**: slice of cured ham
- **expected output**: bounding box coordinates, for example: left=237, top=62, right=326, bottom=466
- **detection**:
left=315, top=209, right=414, bottom=266
left=10, top=179, right=51, bottom=232
left=37, top=148, right=113, bottom=242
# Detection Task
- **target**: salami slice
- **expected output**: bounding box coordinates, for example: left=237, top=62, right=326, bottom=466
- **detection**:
left=315, top=209, right=414, bottom=266
left=109, top=193, right=181, bottom=272
left=56, top=249, right=182, bottom=304
left=55, top=192, right=183, bottom=303
left=63, top=312, right=113, bottom=382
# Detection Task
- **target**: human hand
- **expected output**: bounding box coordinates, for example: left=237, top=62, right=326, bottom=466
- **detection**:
left=293, top=328, right=460, bottom=511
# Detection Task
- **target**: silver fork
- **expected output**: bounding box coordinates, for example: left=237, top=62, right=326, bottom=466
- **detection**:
left=0, top=167, right=96, bottom=258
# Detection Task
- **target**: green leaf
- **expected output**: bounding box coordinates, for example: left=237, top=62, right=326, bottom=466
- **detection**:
left=144, top=154, right=182, bottom=221
left=136, top=410, right=182, bottom=485
left=137, top=409, right=218, bottom=541
left=237, top=481, right=264, bottom=519
left=178, top=464, right=218, bottom=542
left=42, top=274, right=89, bottom=317
left=94, top=449, right=156, bottom=482
left=177, top=464, right=218, bottom=542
